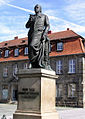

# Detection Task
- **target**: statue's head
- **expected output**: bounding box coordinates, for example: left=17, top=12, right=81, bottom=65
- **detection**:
left=34, top=4, right=42, bottom=13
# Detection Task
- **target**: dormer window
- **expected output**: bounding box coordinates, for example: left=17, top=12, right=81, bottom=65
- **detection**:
left=24, top=47, right=28, bottom=55
left=4, top=43, right=8, bottom=46
left=22, top=40, right=25, bottom=43
left=14, top=48, right=19, bottom=57
left=5, top=50, right=9, bottom=57
left=57, top=42, right=63, bottom=51
left=0, top=51, right=2, bottom=58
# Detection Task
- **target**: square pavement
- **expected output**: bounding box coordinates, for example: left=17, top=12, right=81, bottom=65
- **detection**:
left=0, top=104, right=85, bottom=119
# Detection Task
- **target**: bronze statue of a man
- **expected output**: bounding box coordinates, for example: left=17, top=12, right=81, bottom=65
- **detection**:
left=26, top=4, right=51, bottom=69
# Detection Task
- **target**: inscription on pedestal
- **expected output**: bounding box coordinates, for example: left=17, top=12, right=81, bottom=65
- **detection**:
left=18, top=88, right=39, bottom=99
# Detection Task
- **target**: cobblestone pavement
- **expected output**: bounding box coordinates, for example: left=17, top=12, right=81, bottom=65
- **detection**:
left=0, top=104, right=17, bottom=119
left=57, top=108, right=85, bottom=119
left=0, top=104, right=85, bottom=119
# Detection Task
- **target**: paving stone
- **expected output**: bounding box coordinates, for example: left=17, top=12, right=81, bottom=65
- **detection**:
left=0, top=104, right=85, bottom=119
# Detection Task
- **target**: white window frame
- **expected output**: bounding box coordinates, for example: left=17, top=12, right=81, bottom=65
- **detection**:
left=68, top=84, right=76, bottom=97
left=56, top=60, right=62, bottom=74
left=13, top=64, right=18, bottom=75
left=4, top=50, right=9, bottom=57
left=23, top=63, right=28, bottom=69
left=14, top=48, right=19, bottom=57
left=57, top=42, right=63, bottom=51
left=56, top=84, right=62, bottom=97
left=24, top=47, right=28, bottom=55
left=69, top=59, right=75, bottom=73
left=3, top=67, right=8, bottom=77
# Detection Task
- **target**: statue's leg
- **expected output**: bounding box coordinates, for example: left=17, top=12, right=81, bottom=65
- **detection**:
left=44, top=40, right=49, bottom=65
left=38, top=40, right=45, bottom=68
left=44, top=40, right=52, bottom=70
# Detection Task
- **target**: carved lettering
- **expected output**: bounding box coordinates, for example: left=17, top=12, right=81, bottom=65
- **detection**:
left=22, top=88, right=28, bottom=91
left=18, top=88, right=39, bottom=99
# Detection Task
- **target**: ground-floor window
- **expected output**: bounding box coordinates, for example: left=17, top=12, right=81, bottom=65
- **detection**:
left=68, top=83, right=76, bottom=97
left=2, top=85, right=8, bottom=100
left=13, top=90, right=18, bottom=101
left=56, top=84, right=63, bottom=97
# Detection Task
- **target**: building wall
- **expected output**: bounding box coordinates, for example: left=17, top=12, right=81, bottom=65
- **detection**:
left=0, top=54, right=84, bottom=107
left=0, top=59, right=29, bottom=102
left=50, top=54, right=84, bottom=107
left=83, top=57, right=85, bottom=108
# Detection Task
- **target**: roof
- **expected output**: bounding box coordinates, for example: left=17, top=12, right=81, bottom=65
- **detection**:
left=0, top=29, right=85, bottom=62
left=0, top=29, right=81, bottom=49
left=0, top=55, right=28, bottom=62
left=0, top=37, right=28, bottom=49
left=50, top=38, right=85, bottom=57
left=48, top=30, right=80, bottom=41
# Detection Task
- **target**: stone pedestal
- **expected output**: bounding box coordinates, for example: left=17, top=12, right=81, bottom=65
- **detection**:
left=13, top=68, right=60, bottom=119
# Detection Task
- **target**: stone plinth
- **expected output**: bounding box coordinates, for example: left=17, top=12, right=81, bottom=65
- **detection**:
left=13, top=68, right=60, bottom=119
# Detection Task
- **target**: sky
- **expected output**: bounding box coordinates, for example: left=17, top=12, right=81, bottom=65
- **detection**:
left=0, top=0, right=85, bottom=42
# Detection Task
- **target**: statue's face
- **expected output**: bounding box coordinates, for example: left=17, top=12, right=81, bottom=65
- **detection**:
left=34, top=5, right=41, bottom=13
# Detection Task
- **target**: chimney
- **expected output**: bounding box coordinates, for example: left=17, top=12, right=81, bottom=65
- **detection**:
left=48, top=30, right=52, bottom=34
left=67, top=28, right=69, bottom=30
left=14, top=36, right=18, bottom=39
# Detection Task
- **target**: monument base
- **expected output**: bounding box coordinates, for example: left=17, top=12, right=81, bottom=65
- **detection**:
left=13, top=111, right=59, bottom=119
left=13, top=68, right=60, bottom=119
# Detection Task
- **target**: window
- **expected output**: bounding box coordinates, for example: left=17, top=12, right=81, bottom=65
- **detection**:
left=24, top=47, right=28, bottom=55
left=23, top=63, right=28, bottom=69
left=14, top=48, right=19, bottom=56
left=13, top=64, right=18, bottom=75
left=56, top=60, right=62, bottom=74
left=3, top=67, right=8, bottom=77
left=57, top=42, right=63, bottom=51
left=68, top=84, right=76, bottom=97
left=69, top=59, right=75, bottom=73
left=0, top=51, right=2, bottom=58
left=49, top=44, right=52, bottom=53
left=4, top=50, right=9, bottom=57
left=2, top=85, right=8, bottom=100
left=13, top=90, right=18, bottom=101
left=56, top=84, right=63, bottom=97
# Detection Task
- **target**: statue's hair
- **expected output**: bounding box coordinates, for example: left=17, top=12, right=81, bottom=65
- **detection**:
left=34, top=4, right=42, bottom=12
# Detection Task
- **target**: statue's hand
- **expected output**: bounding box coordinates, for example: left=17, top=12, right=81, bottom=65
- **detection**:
left=41, top=35, right=45, bottom=42
left=29, top=14, right=35, bottom=22
left=42, top=34, right=46, bottom=40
